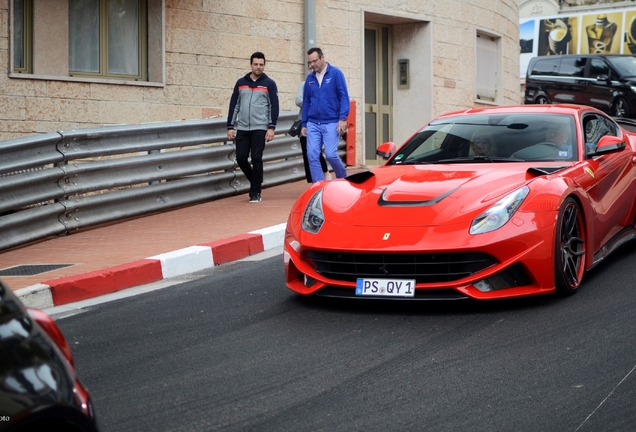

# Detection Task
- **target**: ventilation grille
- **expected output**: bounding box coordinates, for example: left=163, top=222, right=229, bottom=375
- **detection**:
left=0, top=264, right=74, bottom=277
left=305, top=251, right=497, bottom=284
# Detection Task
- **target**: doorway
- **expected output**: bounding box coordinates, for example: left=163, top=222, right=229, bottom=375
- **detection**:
left=364, top=24, right=392, bottom=165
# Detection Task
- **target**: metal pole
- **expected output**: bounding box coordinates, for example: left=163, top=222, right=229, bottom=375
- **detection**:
left=304, top=0, right=316, bottom=75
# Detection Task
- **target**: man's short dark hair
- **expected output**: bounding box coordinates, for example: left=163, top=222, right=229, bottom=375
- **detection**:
left=250, top=52, right=266, bottom=64
left=307, top=47, right=323, bottom=58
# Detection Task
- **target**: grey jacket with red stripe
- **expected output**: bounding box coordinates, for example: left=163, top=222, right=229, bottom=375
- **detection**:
left=227, top=72, right=279, bottom=132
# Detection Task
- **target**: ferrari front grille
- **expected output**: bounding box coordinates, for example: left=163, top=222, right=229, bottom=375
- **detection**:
left=305, top=251, right=498, bottom=284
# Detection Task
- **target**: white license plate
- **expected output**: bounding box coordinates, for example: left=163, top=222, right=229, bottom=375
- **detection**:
left=355, top=278, right=416, bottom=297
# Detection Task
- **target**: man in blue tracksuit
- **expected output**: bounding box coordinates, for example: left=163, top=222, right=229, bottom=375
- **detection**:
left=301, top=47, right=349, bottom=183
left=227, top=52, right=279, bottom=203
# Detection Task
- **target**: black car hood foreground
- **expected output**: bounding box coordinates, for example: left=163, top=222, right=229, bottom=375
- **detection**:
left=0, top=280, right=98, bottom=432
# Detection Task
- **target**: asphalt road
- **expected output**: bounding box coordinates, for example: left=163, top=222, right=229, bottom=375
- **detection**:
left=55, top=246, right=636, bottom=432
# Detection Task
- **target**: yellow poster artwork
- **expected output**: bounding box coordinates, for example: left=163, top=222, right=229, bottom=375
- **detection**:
left=582, top=12, right=623, bottom=54
left=624, top=11, right=636, bottom=54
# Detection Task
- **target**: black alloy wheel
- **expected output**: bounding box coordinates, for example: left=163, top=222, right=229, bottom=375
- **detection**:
left=535, top=95, right=551, bottom=104
left=612, top=97, right=632, bottom=118
left=554, top=197, right=586, bottom=295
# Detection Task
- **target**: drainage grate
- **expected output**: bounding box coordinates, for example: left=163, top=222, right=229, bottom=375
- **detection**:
left=0, top=264, right=74, bottom=277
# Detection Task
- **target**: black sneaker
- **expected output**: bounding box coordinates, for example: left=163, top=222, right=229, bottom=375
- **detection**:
left=249, top=193, right=261, bottom=203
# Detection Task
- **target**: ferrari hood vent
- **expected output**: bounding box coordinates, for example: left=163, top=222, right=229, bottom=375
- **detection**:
left=378, top=185, right=460, bottom=207
left=345, top=170, right=375, bottom=184
left=528, top=166, right=569, bottom=176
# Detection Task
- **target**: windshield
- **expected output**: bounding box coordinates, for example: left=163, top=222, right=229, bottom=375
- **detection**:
left=607, top=55, right=636, bottom=77
left=388, top=113, right=578, bottom=164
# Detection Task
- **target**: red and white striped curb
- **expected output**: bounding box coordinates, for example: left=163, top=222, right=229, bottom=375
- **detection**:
left=16, top=223, right=286, bottom=309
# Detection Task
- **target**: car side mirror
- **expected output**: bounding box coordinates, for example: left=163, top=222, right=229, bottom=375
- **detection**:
left=596, top=74, right=611, bottom=84
left=376, top=142, right=397, bottom=160
left=589, top=135, right=625, bottom=156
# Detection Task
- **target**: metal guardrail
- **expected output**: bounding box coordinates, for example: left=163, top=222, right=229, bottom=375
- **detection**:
left=0, top=111, right=346, bottom=252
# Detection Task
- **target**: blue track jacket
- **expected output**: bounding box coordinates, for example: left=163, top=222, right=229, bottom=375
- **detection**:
left=301, top=64, right=349, bottom=127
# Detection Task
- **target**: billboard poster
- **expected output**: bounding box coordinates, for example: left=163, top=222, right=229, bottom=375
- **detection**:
left=624, top=10, right=636, bottom=54
left=519, top=7, right=636, bottom=78
left=582, top=12, right=622, bottom=54
left=537, top=17, right=576, bottom=56
left=520, top=20, right=535, bottom=54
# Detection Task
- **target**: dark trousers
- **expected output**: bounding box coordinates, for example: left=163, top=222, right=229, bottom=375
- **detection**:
left=300, top=135, right=328, bottom=183
left=235, top=130, right=266, bottom=195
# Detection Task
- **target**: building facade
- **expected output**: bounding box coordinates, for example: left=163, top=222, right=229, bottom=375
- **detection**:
left=1, top=0, right=521, bottom=166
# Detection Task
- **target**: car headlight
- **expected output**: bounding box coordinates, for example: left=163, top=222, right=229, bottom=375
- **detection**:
left=302, top=189, right=325, bottom=234
left=470, top=186, right=530, bottom=235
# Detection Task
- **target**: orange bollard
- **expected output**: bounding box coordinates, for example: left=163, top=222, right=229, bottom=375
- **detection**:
left=346, top=100, right=356, bottom=166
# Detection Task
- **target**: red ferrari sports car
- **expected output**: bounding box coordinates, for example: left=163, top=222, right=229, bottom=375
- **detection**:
left=284, top=104, right=636, bottom=300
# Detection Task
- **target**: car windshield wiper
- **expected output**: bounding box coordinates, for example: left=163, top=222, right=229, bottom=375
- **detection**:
left=436, top=156, right=524, bottom=163
left=397, top=160, right=434, bottom=165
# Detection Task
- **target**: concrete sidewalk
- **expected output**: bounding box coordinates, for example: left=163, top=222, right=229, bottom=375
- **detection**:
left=0, top=180, right=311, bottom=309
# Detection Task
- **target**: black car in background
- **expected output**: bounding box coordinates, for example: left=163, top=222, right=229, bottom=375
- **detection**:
left=524, top=54, right=636, bottom=118
left=0, top=280, right=98, bottom=432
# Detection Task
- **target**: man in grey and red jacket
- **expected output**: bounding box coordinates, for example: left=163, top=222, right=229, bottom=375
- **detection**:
left=227, top=52, right=279, bottom=203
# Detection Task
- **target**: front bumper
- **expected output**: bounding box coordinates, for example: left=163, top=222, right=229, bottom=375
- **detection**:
left=283, top=210, right=558, bottom=300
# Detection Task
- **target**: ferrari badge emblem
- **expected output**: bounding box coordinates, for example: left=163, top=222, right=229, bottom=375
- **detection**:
left=383, top=233, right=391, bottom=240
left=585, top=167, right=595, bottom=178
